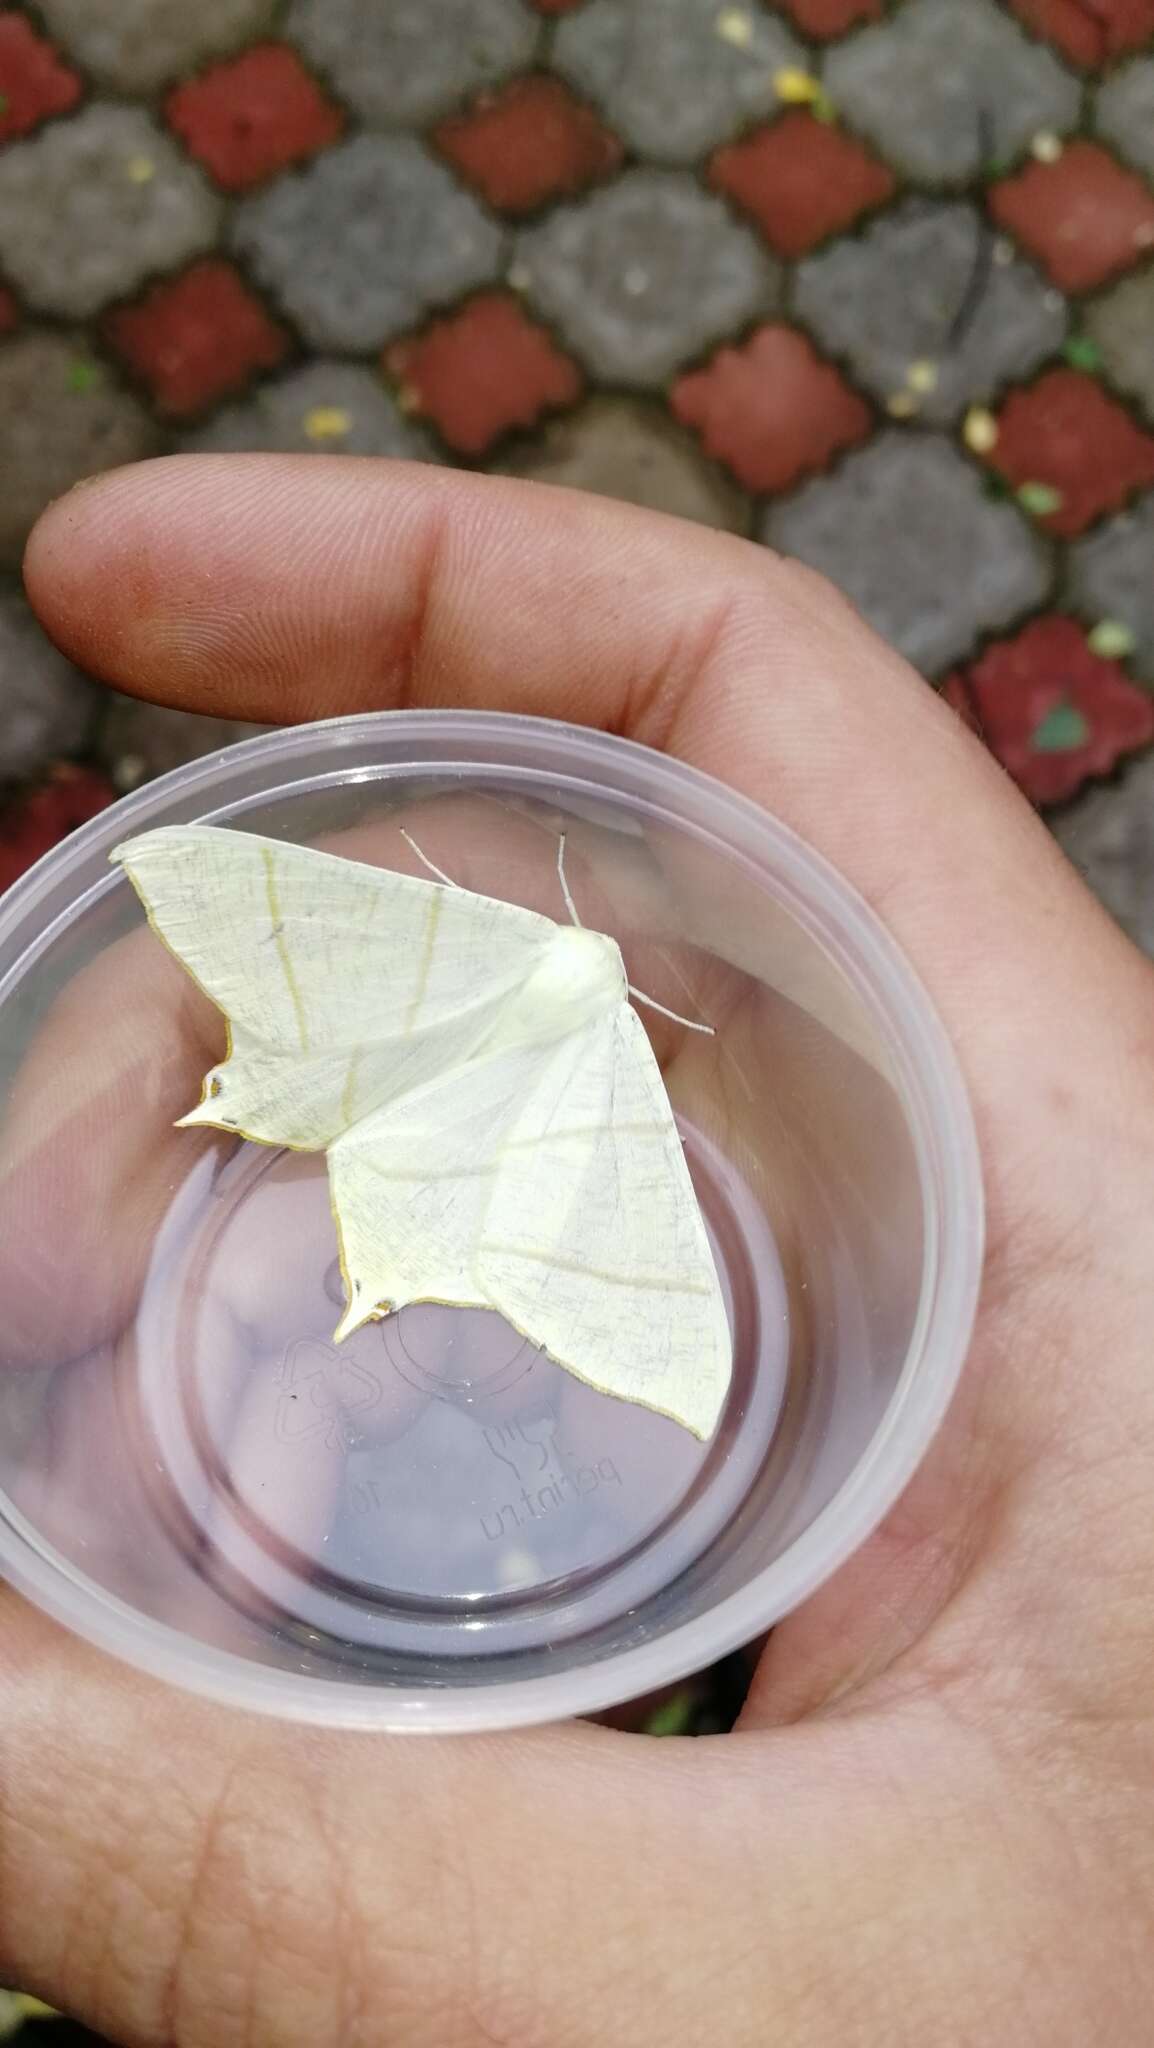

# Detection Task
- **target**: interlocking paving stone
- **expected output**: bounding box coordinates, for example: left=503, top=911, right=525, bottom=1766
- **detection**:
left=493, top=394, right=748, bottom=530
left=284, top=0, right=539, bottom=128
left=1008, top=0, right=1154, bottom=70
left=37, top=0, right=278, bottom=93
left=989, top=142, right=1154, bottom=296
left=0, top=11, right=82, bottom=144
left=0, top=332, right=159, bottom=569
left=387, top=293, right=582, bottom=454
left=432, top=75, right=623, bottom=215
left=709, top=111, right=895, bottom=260
left=824, top=0, right=1081, bottom=186
left=779, top=0, right=882, bottom=32
left=1068, top=493, right=1154, bottom=683
left=232, top=135, right=504, bottom=351
left=185, top=361, right=440, bottom=458
left=515, top=171, right=777, bottom=385
left=0, top=105, right=220, bottom=320
left=944, top=614, right=1154, bottom=806
left=0, top=586, right=98, bottom=783
left=762, top=432, right=1051, bottom=674
left=793, top=200, right=1068, bottom=424
left=671, top=323, right=872, bottom=493
left=1094, top=59, right=1154, bottom=182
left=552, top=0, right=803, bottom=165
left=1083, top=268, right=1154, bottom=425
left=1052, top=745, right=1154, bottom=957
left=986, top=367, right=1154, bottom=537
left=104, top=259, right=289, bottom=416
left=164, top=42, right=345, bottom=193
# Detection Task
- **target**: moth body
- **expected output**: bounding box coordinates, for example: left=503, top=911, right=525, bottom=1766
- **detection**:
left=484, top=924, right=626, bottom=1057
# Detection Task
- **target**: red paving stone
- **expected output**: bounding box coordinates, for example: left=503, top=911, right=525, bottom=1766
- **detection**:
left=0, top=10, right=81, bottom=143
left=0, top=283, right=17, bottom=334
left=104, top=259, right=290, bottom=417
left=709, top=112, right=895, bottom=260
left=943, top=616, right=1154, bottom=805
left=433, top=76, right=623, bottom=216
left=1008, top=0, right=1154, bottom=66
left=987, top=369, right=1154, bottom=537
left=386, top=293, right=583, bottom=455
left=990, top=142, right=1154, bottom=295
left=0, top=767, right=115, bottom=893
left=672, top=324, right=872, bottom=493
left=778, top=0, right=884, bottom=29
left=165, top=43, right=344, bottom=193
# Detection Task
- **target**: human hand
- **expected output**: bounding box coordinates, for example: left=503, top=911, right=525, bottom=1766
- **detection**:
left=2, top=455, right=1153, bottom=2046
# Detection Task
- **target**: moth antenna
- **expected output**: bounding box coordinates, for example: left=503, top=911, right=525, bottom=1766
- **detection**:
left=628, top=985, right=715, bottom=1036
left=400, top=828, right=459, bottom=889
left=556, top=833, right=583, bottom=929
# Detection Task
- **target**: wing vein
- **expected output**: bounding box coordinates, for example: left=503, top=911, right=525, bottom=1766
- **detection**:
left=405, top=889, right=443, bottom=1035
left=478, top=1239, right=712, bottom=1294
left=261, top=844, right=311, bottom=1052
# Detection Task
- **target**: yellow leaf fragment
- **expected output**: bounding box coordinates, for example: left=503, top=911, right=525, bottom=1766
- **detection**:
left=715, top=6, right=754, bottom=47
left=303, top=405, right=353, bottom=442
left=963, top=406, right=999, bottom=454
left=774, top=66, right=821, bottom=103
left=1087, top=619, right=1137, bottom=660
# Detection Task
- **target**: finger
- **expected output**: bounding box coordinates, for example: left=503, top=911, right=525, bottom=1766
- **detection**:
left=0, top=922, right=223, bottom=1366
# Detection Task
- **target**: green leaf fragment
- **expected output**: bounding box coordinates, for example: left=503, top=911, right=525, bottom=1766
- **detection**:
left=1063, top=335, right=1102, bottom=372
left=0, top=1991, right=57, bottom=2037
left=66, top=359, right=100, bottom=393
left=644, top=1688, right=698, bottom=1737
left=1033, top=701, right=1088, bottom=753
left=1017, top=481, right=1064, bottom=517
left=1087, top=619, right=1136, bottom=660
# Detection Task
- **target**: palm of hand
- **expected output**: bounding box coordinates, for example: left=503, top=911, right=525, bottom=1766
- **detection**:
left=1, top=456, right=1152, bottom=2046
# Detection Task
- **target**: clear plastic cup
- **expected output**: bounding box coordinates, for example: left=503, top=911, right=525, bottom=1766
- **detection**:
left=0, top=711, right=982, bottom=1730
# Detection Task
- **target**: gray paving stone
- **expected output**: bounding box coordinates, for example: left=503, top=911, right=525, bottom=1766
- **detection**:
left=1068, top=494, right=1154, bottom=684
left=232, top=137, right=504, bottom=352
left=553, top=0, right=803, bottom=165
left=494, top=395, right=748, bottom=530
left=1094, top=59, right=1154, bottom=182
left=97, top=699, right=273, bottom=793
left=1052, top=748, right=1154, bottom=960
left=0, top=586, right=98, bottom=783
left=285, top=0, right=538, bottom=127
left=761, top=432, right=1051, bottom=675
left=0, top=333, right=159, bottom=570
left=515, top=172, right=777, bottom=387
left=0, top=106, right=219, bottom=320
left=185, top=362, right=440, bottom=459
left=1083, top=269, right=1154, bottom=426
left=824, top=0, right=1080, bottom=185
left=794, top=199, right=1066, bottom=423
left=38, top=0, right=277, bottom=93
